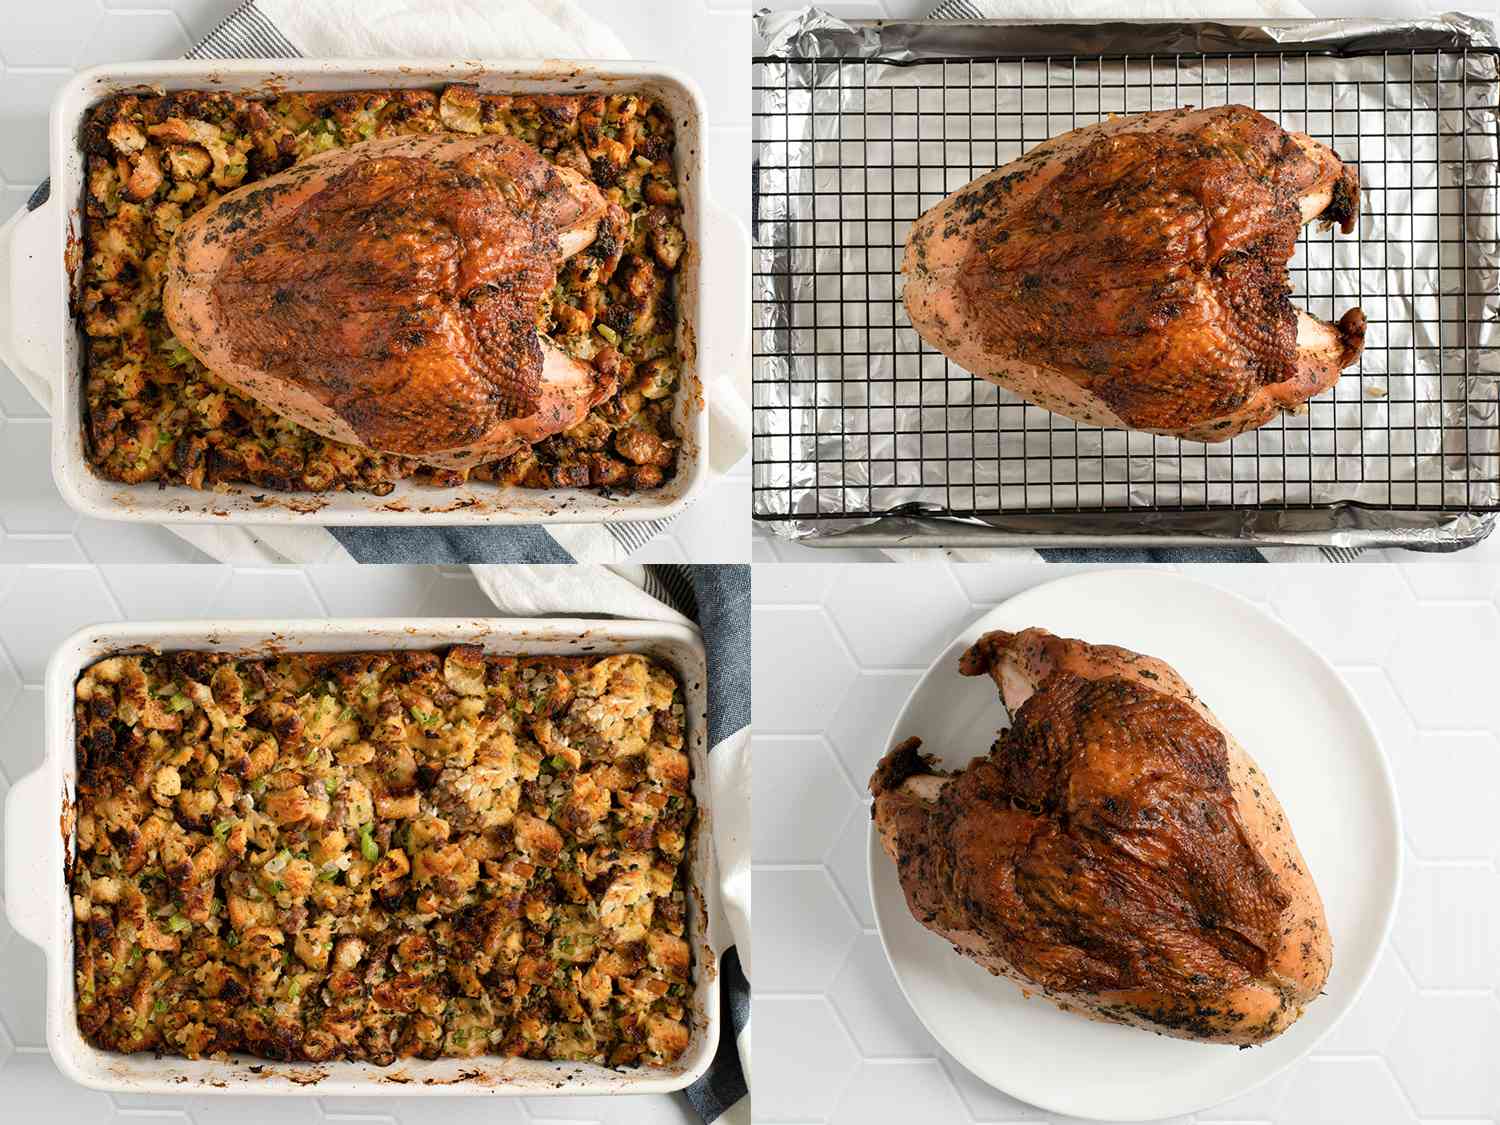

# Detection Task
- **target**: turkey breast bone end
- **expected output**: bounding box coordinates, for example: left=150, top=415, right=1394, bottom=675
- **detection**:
left=164, top=131, right=614, bottom=469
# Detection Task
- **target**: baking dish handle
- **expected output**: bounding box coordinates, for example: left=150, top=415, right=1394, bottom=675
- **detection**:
left=700, top=199, right=752, bottom=475
left=4, top=764, right=58, bottom=950
left=0, top=193, right=62, bottom=411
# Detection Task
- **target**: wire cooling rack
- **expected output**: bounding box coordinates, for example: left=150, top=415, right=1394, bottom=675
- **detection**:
left=751, top=41, right=1500, bottom=544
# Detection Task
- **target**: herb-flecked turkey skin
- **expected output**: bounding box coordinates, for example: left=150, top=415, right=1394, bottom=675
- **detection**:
left=79, top=87, right=684, bottom=494
left=903, top=106, right=1366, bottom=442
left=164, top=131, right=616, bottom=469
left=870, top=628, right=1331, bottom=1045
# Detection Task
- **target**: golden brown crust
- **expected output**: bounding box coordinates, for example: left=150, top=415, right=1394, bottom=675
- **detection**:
left=70, top=648, right=694, bottom=1068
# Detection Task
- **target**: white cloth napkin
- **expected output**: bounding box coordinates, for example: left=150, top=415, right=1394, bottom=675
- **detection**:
left=12, top=0, right=747, bottom=564
left=470, top=563, right=752, bottom=1115
left=259, top=0, right=628, bottom=57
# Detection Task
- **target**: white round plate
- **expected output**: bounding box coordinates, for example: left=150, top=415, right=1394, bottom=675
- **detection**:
left=867, top=569, right=1402, bottom=1122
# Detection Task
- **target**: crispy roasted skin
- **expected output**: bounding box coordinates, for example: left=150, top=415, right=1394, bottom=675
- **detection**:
left=70, top=648, right=694, bottom=1067
left=903, top=106, right=1366, bottom=441
left=871, top=628, right=1331, bottom=1045
left=165, top=132, right=612, bottom=468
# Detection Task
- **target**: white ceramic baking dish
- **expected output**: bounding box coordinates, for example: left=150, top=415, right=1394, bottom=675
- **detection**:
left=3, top=617, right=725, bottom=1096
left=0, top=58, right=748, bottom=526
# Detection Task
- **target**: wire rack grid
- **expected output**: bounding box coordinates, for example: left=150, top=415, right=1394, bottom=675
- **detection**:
left=751, top=47, right=1500, bottom=531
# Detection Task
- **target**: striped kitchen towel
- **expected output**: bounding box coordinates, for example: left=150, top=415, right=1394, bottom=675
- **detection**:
left=15, top=0, right=745, bottom=564
left=470, top=563, right=752, bottom=1123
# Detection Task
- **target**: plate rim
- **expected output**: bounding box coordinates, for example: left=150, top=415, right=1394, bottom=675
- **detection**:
left=865, top=568, right=1405, bottom=1122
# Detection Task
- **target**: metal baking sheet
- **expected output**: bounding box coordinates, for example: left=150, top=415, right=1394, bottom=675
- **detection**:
left=751, top=11, right=1500, bottom=549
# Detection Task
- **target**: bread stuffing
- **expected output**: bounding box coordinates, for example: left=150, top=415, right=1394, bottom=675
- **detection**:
left=69, top=647, right=695, bottom=1067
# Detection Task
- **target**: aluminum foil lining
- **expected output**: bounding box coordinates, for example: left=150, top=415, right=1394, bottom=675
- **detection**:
left=752, top=10, right=1500, bottom=548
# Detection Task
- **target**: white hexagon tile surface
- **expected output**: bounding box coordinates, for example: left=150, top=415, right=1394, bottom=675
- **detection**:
left=0, top=563, right=700, bottom=1125
left=0, top=0, right=751, bottom=564
left=752, top=562, right=1500, bottom=1124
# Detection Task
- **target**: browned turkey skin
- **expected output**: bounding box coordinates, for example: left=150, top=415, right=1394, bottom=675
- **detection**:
left=903, top=105, right=1366, bottom=441
left=871, top=628, right=1331, bottom=1045
left=165, top=132, right=616, bottom=469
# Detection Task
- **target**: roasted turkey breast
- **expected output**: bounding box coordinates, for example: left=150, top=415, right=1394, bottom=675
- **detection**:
left=164, top=132, right=619, bottom=469
left=902, top=105, right=1365, bottom=442
left=870, top=627, right=1331, bottom=1045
